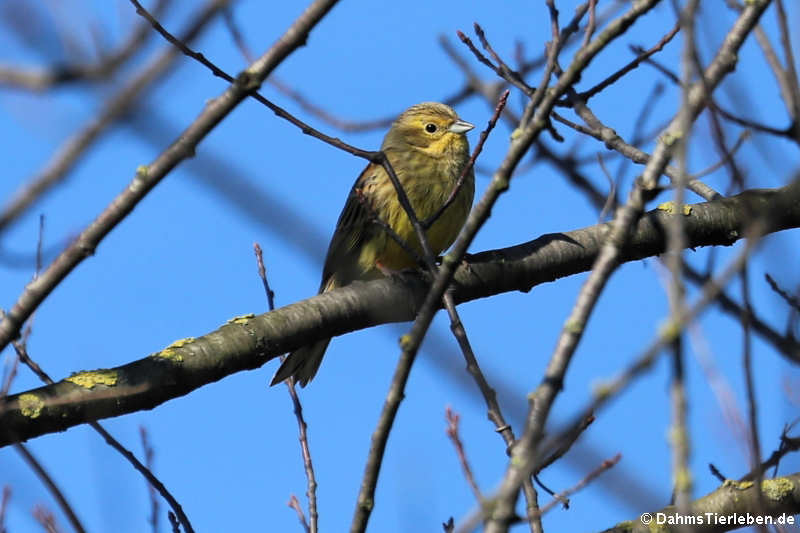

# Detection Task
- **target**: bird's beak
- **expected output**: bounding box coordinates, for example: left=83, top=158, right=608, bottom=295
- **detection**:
left=448, top=119, right=475, bottom=134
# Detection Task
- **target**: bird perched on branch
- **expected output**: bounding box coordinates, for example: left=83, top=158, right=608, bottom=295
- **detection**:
left=271, top=102, right=475, bottom=386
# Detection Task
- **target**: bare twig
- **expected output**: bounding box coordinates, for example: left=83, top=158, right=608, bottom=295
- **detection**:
left=32, top=505, right=59, bottom=533
left=222, top=7, right=255, bottom=62
left=535, top=454, right=620, bottom=517
left=665, top=0, right=698, bottom=514
left=765, top=273, right=800, bottom=312
left=442, top=517, right=455, bottom=533
left=684, top=264, right=800, bottom=364
left=576, top=20, right=680, bottom=102
left=441, top=289, right=542, bottom=532
left=595, top=153, right=617, bottom=221
left=139, top=427, right=161, bottom=533
left=456, top=31, right=510, bottom=88
left=688, top=129, right=751, bottom=180
left=458, top=454, right=621, bottom=532
left=633, top=45, right=793, bottom=137
left=473, top=23, right=535, bottom=95
left=554, top=98, right=721, bottom=201
left=15, top=443, right=86, bottom=533
left=773, top=0, right=800, bottom=125
left=741, top=422, right=800, bottom=481
left=0, top=354, right=19, bottom=401
left=288, top=495, right=311, bottom=533
left=253, top=243, right=317, bottom=532
left=268, top=77, right=396, bottom=132
left=445, top=408, right=483, bottom=504
left=286, top=384, right=318, bottom=533
left=168, top=511, right=180, bottom=533
left=581, top=0, right=598, bottom=48
left=740, top=267, right=768, bottom=518
left=253, top=244, right=275, bottom=311
left=0, top=486, right=10, bottom=532
left=536, top=414, right=595, bottom=473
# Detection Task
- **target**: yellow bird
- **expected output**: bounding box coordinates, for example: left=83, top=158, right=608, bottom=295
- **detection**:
left=271, top=102, right=475, bottom=386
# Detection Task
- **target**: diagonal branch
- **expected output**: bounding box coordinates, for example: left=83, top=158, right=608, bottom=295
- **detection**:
left=0, top=0, right=231, bottom=235
left=0, top=0, right=170, bottom=91
left=0, top=0, right=341, bottom=354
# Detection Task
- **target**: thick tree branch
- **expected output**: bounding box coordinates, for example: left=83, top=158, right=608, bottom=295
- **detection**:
left=602, top=474, right=800, bottom=533
left=1, top=183, right=798, bottom=446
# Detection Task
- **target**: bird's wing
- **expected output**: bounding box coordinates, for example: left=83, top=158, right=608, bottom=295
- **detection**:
left=318, top=162, right=383, bottom=291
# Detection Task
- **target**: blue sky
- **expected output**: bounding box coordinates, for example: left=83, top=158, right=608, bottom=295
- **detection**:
left=1, top=1, right=799, bottom=532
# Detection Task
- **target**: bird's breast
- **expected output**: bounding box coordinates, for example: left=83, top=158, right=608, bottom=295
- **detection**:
left=371, top=150, right=473, bottom=270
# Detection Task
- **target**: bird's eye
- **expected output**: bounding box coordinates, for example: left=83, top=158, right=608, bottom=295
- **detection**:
left=424, top=123, right=438, bottom=133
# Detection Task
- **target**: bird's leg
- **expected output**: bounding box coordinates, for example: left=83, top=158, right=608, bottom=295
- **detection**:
left=375, top=260, right=405, bottom=277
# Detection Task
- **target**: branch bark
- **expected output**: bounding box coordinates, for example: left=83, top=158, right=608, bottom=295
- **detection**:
left=1, top=182, right=798, bottom=446
left=602, top=474, right=800, bottom=533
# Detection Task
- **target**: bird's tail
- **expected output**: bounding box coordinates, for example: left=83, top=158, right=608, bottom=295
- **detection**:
left=270, top=338, right=332, bottom=387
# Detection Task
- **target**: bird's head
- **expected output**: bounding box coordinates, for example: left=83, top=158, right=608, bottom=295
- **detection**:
left=382, top=102, right=474, bottom=159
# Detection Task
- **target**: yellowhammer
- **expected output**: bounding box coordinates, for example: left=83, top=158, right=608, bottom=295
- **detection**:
left=271, top=102, right=475, bottom=386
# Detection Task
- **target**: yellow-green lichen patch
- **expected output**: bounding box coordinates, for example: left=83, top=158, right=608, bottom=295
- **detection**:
left=762, top=477, right=794, bottom=502
left=167, top=337, right=195, bottom=349
left=658, top=319, right=682, bottom=343
left=657, top=201, right=692, bottom=216
left=591, top=380, right=613, bottom=400
left=661, top=130, right=683, bottom=146
left=19, top=393, right=44, bottom=418
left=153, top=337, right=196, bottom=362
left=399, top=334, right=412, bottom=350
left=66, top=369, right=118, bottom=389
left=721, top=479, right=753, bottom=490
left=227, top=313, right=255, bottom=325
left=155, top=348, right=182, bottom=362
left=130, top=166, right=149, bottom=192
left=673, top=467, right=693, bottom=493
left=564, top=318, right=584, bottom=334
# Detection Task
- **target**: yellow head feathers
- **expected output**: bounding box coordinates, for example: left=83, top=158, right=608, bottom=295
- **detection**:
left=382, top=102, right=475, bottom=157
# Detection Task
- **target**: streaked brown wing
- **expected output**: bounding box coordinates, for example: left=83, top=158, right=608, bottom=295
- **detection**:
left=318, top=162, right=382, bottom=291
